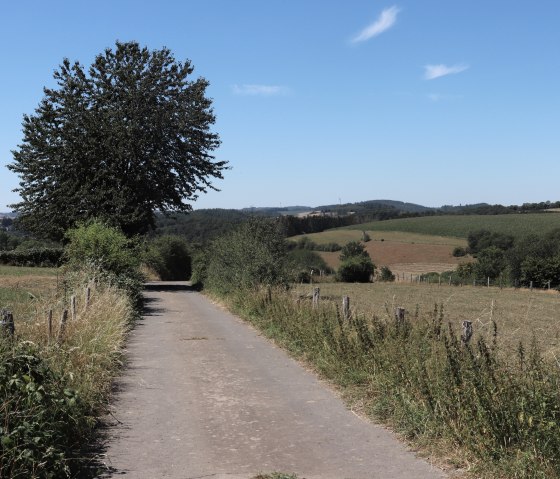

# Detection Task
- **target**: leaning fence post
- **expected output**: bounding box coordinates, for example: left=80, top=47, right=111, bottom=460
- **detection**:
left=58, top=310, right=68, bottom=343
left=48, top=309, right=53, bottom=341
left=461, top=320, right=473, bottom=345
left=1, top=309, right=15, bottom=337
left=395, top=307, right=405, bottom=326
left=342, top=296, right=350, bottom=321
left=71, top=295, right=77, bottom=321
left=312, top=287, right=320, bottom=309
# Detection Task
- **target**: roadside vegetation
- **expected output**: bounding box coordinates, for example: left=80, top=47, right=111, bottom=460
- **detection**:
left=197, top=217, right=560, bottom=479
left=0, top=221, right=140, bottom=477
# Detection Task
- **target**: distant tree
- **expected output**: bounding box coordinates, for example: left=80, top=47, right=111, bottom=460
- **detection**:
left=336, top=256, right=375, bottom=283
left=339, top=241, right=369, bottom=261
left=467, top=230, right=514, bottom=255
left=1, top=217, right=13, bottom=228
left=474, top=246, right=506, bottom=279
left=9, top=41, right=226, bottom=240
left=337, top=240, right=375, bottom=282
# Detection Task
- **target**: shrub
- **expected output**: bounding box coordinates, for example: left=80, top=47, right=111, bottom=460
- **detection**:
left=452, top=246, right=467, bottom=257
left=337, top=256, right=375, bottom=282
left=204, top=217, right=288, bottom=293
left=378, top=266, right=395, bottom=282
left=145, top=235, right=191, bottom=280
left=64, top=221, right=143, bottom=308
left=0, top=341, right=88, bottom=477
left=339, top=241, right=369, bottom=262
left=0, top=248, right=63, bottom=267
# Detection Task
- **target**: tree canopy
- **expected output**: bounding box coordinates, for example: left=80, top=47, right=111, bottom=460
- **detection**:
left=9, top=41, right=226, bottom=239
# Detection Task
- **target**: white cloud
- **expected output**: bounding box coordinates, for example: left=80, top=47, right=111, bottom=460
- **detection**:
left=351, top=6, right=401, bottom=43
left=232, top=84, right=289, bottom=96
left=424, top=63, right=469, bottom=80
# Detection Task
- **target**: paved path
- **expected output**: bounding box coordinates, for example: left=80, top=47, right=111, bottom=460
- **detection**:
left=101, top=282, right=446, bottom=479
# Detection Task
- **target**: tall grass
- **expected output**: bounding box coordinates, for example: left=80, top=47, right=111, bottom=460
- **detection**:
left=217, top=288, right=560, bottom=478
left=0, top=271, right=133, bottom=477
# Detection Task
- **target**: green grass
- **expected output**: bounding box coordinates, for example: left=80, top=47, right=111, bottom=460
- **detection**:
left=0, top=265, right=58, bottom=277
left=343, top=213, right=560, bottom=239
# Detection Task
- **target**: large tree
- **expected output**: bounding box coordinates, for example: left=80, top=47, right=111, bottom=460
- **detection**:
left=9, top=41, right=226, bottom=239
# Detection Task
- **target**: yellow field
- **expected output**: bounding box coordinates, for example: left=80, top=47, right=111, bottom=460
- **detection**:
left=294, top=281, right=560, bottom=358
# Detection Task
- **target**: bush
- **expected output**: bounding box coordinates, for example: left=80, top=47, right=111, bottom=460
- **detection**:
left=0, top=248, right=63, bottom=267
left=204, top=218, right=288, bottom=293
left=336, top=256, right=375, bottom=282
left=339, top=241, right=369, bottom=261
left=145, top=235, right=191, bottom=280
left=64, top=221, right=143, bottom=308
left=378, top=266, right=395, bottom=282
left=452, top=246, right=467, bottom=257
left=0, top=341, right=88, bottom=477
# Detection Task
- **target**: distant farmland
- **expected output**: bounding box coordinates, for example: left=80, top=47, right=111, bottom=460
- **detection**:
left=344, top=213, right=560, bottom=239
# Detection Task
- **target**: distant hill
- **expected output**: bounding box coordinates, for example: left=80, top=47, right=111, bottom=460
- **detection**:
left=315, top=199, right=433, bottom=214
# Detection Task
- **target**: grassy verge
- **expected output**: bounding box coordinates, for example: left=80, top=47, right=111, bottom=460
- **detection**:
left=211, top=286, right=560, bottom=479
left=0, top=270, right=133, bottom=477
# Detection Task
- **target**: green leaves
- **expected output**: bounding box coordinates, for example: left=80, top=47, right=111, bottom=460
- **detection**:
left=9, top=41, right=226, bottom=240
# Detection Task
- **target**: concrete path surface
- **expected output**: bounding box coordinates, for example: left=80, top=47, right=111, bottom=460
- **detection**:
left=101, top=282, right=446, bottom=479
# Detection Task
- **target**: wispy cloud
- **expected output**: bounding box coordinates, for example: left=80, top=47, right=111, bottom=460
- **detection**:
left=232, top=84, right=289, bottom=96
left=351, top=6, right=401, bottom=43
left=424, top=63, right=469, bottom=80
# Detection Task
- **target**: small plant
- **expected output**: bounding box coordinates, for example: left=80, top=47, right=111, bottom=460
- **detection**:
left=378, top=266, right=395, bottom=282
left=452, top=246, right=467, bottom=257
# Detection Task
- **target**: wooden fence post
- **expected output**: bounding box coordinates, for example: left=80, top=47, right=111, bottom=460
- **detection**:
left=395, top=307, right=405, bottom=326
left=85, top=286, right=91, bottom=309
left=530, top=281, right=533, bottom=291
left=48, top=310, right=53, bottom=341
left=312, top=287, right=320, bottom=309
left=58, top=310, right=68, bottom=343
left=461, top=320, right=473, bottom=345
left=71, top=295, right=77, bottom=321
left=487, top=277, right=490, bottom=288
left=342, top=296, right=350, bottom=321
left=1, top=309, right=15, bottom=337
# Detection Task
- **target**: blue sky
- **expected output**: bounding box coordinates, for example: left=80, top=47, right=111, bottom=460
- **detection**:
left=1, top=0, right=559, bottom=211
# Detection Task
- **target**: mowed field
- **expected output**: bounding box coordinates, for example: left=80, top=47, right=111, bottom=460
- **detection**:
left=292, top=229, right=469, bottom=277
left=294, top=281, right=560, bottom=358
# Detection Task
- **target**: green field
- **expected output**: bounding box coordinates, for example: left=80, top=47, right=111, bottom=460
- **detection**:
left=343, top=213, right=560, bottom=239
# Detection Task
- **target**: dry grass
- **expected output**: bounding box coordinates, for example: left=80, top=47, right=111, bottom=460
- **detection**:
left=1, top=266, right=133, bottom=408
left=294, top=281, right=560, bottom=359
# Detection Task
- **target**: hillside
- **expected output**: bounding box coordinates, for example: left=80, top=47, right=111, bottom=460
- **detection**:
left=344, top=213, right=560, bottom=239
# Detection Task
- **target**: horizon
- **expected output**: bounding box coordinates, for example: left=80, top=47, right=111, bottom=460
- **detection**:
left=1, top=1, right=559, bottom=211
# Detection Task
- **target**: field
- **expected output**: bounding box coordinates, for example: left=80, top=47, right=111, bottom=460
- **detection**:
left=0, top=265, right=58, bottom=317
left=291, top=230, right=469, bottom=276
left=294, top=281, right=560, bottom=358
left=343, top=213, right=560, bottom=239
